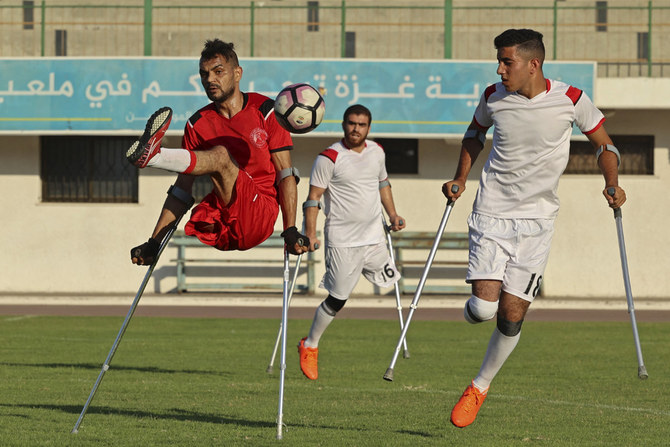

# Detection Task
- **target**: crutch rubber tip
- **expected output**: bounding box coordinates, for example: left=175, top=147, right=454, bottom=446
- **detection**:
left=383, top=368, right=394, bottom=382
left=71, top=429, right=78, bottom=435
left=638, top=365, right=649, bottom=380
left=266, top=365, right=274, bottom=374
left=403, top=350, right=410, bottom=359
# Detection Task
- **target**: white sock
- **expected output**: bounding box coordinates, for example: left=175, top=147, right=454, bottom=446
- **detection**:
left=472, top=327, right=521, bottom=392
left=146, top=147, right=192, bottom=173
left=305, top=303, right=335, bottom=348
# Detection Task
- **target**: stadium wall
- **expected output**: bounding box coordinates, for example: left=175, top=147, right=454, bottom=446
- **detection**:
left=0, top=77, right=668, bottom=299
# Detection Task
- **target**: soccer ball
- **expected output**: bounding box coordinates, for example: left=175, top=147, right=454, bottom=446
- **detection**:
left=274, top=83, right=325, bottom=134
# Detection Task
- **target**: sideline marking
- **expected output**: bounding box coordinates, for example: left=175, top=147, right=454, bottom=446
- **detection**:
left=3, top=315, right=38, bottom=322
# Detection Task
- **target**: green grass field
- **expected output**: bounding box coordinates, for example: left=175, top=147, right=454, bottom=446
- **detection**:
left=0, top=313, right=668, bottom=446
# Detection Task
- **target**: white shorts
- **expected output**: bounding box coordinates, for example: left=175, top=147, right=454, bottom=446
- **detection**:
left=319, top=241, right=400, bottom=300
left=466, top=213, right=555, bottom=302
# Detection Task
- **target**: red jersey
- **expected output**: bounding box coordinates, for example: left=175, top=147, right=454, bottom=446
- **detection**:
left=181, top=92, right=293, bottom=197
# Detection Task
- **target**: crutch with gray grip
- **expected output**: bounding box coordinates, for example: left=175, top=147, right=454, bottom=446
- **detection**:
left=267, top=222, right=319, bottom=373
left=266, top=253, right=303, bottom=373
left=276, top=246, right=290, bottom=439
left=72, top=217, right=183, bottom=434
left=383, top=185, right=459, bottom=382
left=276, top=235, right=307, bottom=440
left=607, top=187, right=648, bottom=380
left=382, top=215, right=410, bottom=359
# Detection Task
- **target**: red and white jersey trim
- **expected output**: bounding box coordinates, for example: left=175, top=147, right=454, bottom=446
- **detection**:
left=310, top=139, right=388, bottom=247
left=471, top=79, right=605, bottom=219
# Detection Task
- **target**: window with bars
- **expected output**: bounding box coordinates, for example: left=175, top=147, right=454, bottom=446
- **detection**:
left=566, top=135, right=654, bottom=175
left=40, top=136, right=138, bottom=202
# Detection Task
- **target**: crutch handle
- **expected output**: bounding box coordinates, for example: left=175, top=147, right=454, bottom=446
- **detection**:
left=447, top=184, right=460, bottom=205
left=607, top=187, right=623, bottom=218
left=384, top=220, right=404, bottom=232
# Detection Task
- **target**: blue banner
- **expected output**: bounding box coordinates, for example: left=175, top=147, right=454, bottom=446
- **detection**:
left=0, top=58, right=595, bottom=136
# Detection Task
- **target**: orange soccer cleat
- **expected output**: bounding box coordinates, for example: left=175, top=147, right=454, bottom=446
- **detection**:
left=450, top=381, right=488, bottom=428
left=297, top=337, right=319, bottom=380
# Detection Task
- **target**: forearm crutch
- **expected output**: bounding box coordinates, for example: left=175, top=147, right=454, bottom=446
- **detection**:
left=72, top=218, right=182, bottom=434
left=276, top=246, right=291, bottom=440
left=266, top=253, right=303, bottom=373
left=607, top=187, right=648, bottom=380
left=383, top=185, right=458, bottom=382
left=382, top=215, right=410, bottom=359
left=276, top=235, right=307, bottom=439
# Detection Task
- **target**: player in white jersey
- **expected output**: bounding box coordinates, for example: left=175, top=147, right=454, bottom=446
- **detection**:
left=297, top=104, right=406, bottom=380
left=442, top=29, right=627, bottom=428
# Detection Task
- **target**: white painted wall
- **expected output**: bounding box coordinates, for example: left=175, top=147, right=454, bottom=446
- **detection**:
left=1, top=79, right=668, bottom=299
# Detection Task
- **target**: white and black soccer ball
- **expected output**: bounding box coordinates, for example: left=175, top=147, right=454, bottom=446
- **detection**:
left=274, top=83, right=325, bottom=134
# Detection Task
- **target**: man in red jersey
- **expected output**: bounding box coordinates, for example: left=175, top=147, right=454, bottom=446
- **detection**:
left=126, top=39, right=308, bottom=264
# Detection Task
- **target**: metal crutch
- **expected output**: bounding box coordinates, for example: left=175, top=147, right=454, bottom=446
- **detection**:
left=266, top=253, right=303, bottom=373
left=607, top=187, right=648, bottom=380
left=276, top=246, right=291, bottom=440
left=72, top=218, right=182, bottom=434
left=383, top=185, right=459, bottom=382
left=276, top=235, right=307, bottom=439
left=382, top=215, right=410, bottom=359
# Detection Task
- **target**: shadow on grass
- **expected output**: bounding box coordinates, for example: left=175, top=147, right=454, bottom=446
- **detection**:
left=1, top=403, right=438, bottom=438
left=396, top=429, right=434, bottom=437
left=1, top=403, right=276, bottom=429
left=0, top=362, right=231, bottom=376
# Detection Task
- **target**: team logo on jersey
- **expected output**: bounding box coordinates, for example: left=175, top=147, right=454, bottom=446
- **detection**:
left=250, top=128, right=268, bottom=148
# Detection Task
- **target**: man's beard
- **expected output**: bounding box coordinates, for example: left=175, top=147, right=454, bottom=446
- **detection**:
left=207, top=85, right=235, bottom=103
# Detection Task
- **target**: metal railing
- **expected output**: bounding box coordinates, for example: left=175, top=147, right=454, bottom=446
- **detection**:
left=4, top=0, right=670, bottom=77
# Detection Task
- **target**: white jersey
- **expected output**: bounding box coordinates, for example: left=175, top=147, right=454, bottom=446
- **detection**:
left=309, top=139, right=388, bottom=247
left=472, top=79, right=605, bottom=219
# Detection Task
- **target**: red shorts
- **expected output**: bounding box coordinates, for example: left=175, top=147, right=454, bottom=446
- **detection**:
left=184, top=170, right=279, bottom=251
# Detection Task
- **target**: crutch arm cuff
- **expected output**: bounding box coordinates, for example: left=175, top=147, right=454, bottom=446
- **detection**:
left=302, top=199, right=321, bottom=210
left=463, top=129, right=486, bottom=146
left=596, top=144, right=621, bottom=168
left=167, top=185, right=195, bottom=208
left=276, top=167, right=300, bottom=185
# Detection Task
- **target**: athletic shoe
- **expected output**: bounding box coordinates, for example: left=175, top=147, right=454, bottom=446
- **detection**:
left=450, top=381, right=488, bottom=428
left=126, top=107, right=173, bottom=168
left=297, top=337, right=318, bottom=380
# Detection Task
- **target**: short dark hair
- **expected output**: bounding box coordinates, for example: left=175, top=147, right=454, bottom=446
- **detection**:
left=343, top=104, right=372, bottom=125
left=201, top=39, right=239, bottom=66
left=494, top=29, right=545, bottom=64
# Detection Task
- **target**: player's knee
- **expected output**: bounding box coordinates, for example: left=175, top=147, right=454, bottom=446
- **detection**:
left=464, top=295, right=498, bottom=324
left=323, top=294, right=346, bottom=315
left=497, top=314, right=523, bottom=336
left=210, top=145, right=236, bottom=167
